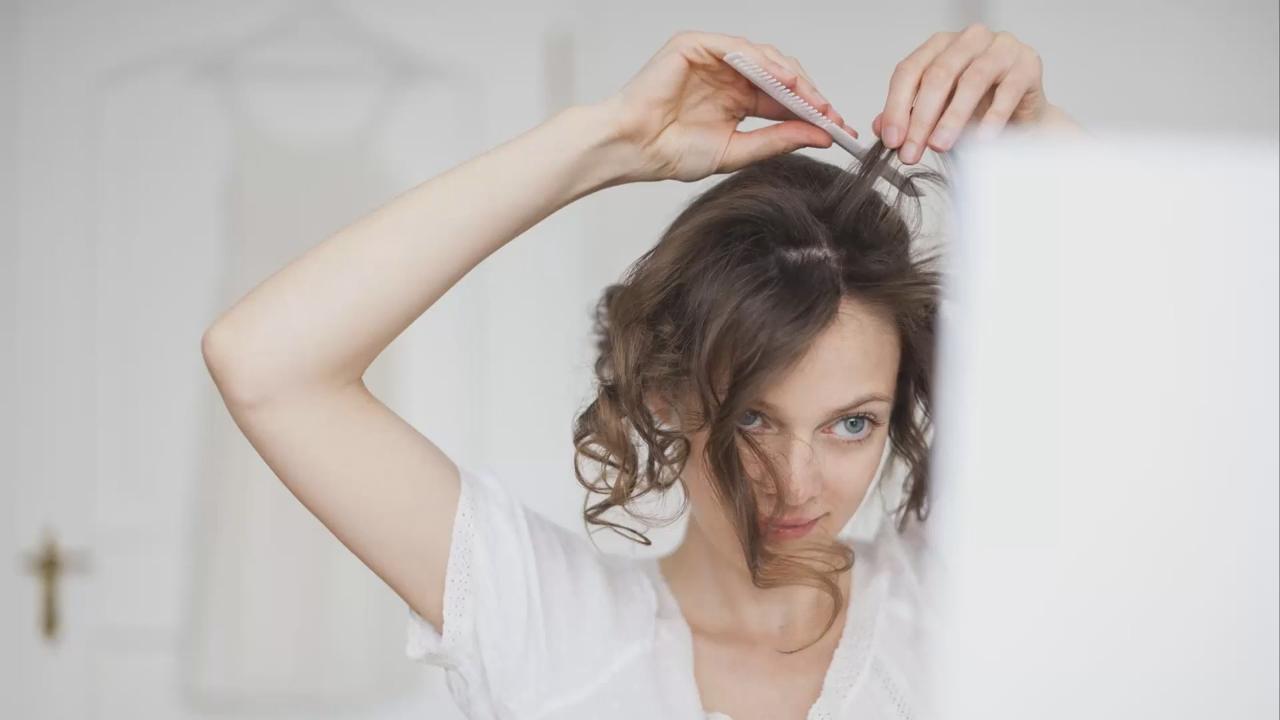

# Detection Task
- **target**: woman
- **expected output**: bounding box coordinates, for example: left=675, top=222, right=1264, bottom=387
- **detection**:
left=203, top=25, right=1081, bottom=720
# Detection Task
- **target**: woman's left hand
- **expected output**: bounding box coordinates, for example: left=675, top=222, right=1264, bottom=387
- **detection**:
left=872, top=23, right=1080, bottom=164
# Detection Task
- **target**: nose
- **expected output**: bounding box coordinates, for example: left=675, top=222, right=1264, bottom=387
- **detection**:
left=762, top=433, right=822, bottom=509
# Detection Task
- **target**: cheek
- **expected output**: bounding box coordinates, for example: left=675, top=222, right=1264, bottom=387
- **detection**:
left=679, top=463, right=741, bottom=540
left=830, top=434, right=892, bottom=508
left=679, top=433, right=723, bottom=516
left=680, top=433, right=763, bottom=539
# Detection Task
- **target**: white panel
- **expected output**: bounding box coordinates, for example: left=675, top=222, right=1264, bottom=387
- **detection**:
left=926, top=130, right=1279, bottom=717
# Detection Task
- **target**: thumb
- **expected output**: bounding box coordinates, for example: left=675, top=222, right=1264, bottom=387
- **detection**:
left=718, top=121, right=832, bottom=173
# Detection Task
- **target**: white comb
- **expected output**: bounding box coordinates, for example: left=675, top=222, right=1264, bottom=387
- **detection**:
left=722, top=51, right=922, bottom=197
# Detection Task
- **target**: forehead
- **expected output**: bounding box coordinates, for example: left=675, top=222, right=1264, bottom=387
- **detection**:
left=761, top=296, right=899, bottom=408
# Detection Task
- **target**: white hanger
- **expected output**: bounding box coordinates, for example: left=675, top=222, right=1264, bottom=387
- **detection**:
left=186, top=0, right=440, bottom=83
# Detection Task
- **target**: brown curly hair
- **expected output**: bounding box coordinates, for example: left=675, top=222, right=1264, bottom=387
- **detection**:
left=572, top=140, right=946, bottom=654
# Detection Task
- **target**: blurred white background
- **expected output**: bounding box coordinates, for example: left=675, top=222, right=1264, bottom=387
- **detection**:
left=1, top=1, right=1276, bottom=718
left=928, top=132, right=1278, bottom=718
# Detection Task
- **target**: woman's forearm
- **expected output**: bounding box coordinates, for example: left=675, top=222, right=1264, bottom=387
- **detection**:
left=203, top=99, right=635, bottom=406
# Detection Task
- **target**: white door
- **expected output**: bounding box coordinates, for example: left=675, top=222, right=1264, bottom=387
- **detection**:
left=3, top=2, right=567, bottom=718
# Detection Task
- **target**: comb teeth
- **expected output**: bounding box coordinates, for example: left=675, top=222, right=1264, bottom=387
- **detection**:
left=727, top=56, right=824, bottom=121
left=725, top=53, right=830, bottom=125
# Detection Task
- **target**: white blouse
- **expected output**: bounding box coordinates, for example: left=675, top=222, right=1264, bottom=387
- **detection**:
left=405, top=464, right=937, bottom=720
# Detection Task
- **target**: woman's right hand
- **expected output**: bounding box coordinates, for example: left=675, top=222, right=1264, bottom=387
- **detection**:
left=601, top=31, right=857, bottom=183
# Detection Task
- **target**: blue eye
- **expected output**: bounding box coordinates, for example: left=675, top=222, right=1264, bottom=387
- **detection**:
left=832, top=415, right=875, bottom=442
left=737, top=410, right=879, bottom=444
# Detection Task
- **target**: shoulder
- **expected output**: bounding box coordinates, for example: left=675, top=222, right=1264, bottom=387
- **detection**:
left=406, top=463, right=663, bottom=713
left=443, top=462, right=662, bottom=634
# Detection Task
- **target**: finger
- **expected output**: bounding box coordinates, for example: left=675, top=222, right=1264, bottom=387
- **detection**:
left=786, top=53, right=847, bottom=129
left=681, top=30, right=804, bottom=94
left=757, top=45, right=856, bottom=136
left=881, top=31, right=954, bottom=150
left=976, top=63, right=1036, bottom=137
left=672, top=31, right=857, bottom=139
left=927, top=36, right=1020, bottom=152
left=900, top=23, right=996, bottom=163
left=718, top=120, right=833, bottom=173
left=790, top=55, right=858, bottom=137
left=730, top=57, right=814, bottom=124
left=712, top=41, right=814, bottom=122
left=872, top=111, right=882, bottom=138
left=748, top=87, right=853, bottom=134
left=751, top=90, right=814, bottom=122
left=759, top=46, right=833, bottom=117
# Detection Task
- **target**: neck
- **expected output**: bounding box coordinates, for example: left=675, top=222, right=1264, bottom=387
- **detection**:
left=659, top=518, right=851, bottom=647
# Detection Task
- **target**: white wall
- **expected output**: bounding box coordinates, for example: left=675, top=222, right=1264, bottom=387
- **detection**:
left=984, top=0, right=1279, bottom=137
left=0, top=2, right=20, bottom=719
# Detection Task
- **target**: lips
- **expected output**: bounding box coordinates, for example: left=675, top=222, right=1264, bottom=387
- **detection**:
left=774, top=517, right=818, bottom=528
left=758, top=514, right=823, bottom=539
left=759, top=513, right=824, bottom=529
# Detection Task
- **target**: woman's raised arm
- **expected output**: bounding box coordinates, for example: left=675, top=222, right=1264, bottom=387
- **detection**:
left=198, top=30, right=844, bottom=634
left=202, top=101, right=634, bottom=406
left=199, top=100, right=639, bottom=632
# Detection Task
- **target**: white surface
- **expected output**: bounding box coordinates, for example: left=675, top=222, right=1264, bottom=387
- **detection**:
left=926, top=131, right=1280, bottom=717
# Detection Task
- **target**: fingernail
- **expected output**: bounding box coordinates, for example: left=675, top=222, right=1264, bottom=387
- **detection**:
left=930, top=127, right=956, bottom=150
left=884, top=125, right=903, bottom=147
left=900, top=141, right=919, bottom=163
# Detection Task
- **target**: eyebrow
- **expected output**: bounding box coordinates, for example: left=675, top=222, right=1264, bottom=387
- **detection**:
left=756, top=392, right=894, bottom=420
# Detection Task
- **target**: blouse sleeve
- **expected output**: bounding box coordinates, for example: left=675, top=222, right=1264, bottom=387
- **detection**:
left=405, top=463, right=655, bottom=716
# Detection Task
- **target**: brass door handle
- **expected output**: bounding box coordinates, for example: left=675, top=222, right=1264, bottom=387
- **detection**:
left=21, top=527, right=91, bottom=642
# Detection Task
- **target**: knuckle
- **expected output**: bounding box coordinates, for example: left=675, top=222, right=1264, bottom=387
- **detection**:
left=906, top=124, right=931, bottom=143
left=964, top=21, right=989, bottom=36
left=955, top=76, right=985, bottom=99
left=965, top=56, right=998, bottom=80
left=922, top=63, right=955, bottom=85
left=891, top=66, right=921, bottom=89
left=1025, top=47, right=1044, bottom=72
left=990, top=89, right=1018, bottom=113
left=671, top=30, right=700, bottom=48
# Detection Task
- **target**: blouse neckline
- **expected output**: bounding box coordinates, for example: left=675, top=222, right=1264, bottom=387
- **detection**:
left=642, top=530, right=891, bottom=720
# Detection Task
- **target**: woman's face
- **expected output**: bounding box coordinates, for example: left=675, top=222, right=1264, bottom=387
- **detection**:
left=671, top=296, right=900, bottom=553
